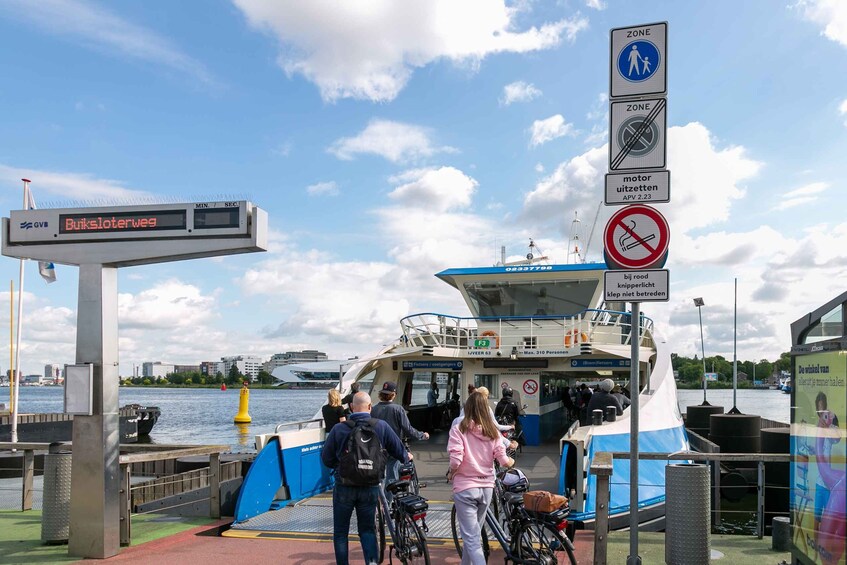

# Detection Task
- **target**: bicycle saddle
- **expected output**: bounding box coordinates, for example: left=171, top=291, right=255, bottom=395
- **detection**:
left=504, top=492, right=525, bottom=507
left=386, top=479, right=412, bottom=494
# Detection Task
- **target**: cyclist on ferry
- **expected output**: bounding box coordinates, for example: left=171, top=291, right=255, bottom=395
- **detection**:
left=371, top=381, right=430, bottom=496
left=494, top=387, right=524, bottom=445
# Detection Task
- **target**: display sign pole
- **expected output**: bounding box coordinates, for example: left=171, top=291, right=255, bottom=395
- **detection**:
left=628, top=301, right=641, bottom=565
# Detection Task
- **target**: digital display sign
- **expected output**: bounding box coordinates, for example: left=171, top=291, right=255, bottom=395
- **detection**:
left=8, top=201, right=249, bottom=244
left=60, top=210, right=187, bottom=234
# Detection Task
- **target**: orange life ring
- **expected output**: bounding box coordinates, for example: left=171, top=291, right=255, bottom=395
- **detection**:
left=565, top=329, right=589, bottom=347
left=480, top=330, right=500, bottom=348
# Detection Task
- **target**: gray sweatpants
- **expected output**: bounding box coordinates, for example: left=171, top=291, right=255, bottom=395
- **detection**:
left=453, top=487, right=493, bottom=565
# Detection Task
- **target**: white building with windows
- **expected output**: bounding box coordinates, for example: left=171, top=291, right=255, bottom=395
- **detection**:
left=263, top=350, right=328, bottom=373
left=44, top=364, right=63, bottom=384
left=142, top=362, right=175, bottom=379
left=222, top=355, right=263, bottom=380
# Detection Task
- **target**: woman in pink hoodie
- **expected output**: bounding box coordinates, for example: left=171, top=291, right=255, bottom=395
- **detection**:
left=448, top=392, right=515, bottom=565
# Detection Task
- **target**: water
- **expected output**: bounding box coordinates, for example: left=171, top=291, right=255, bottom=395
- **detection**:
left=677, top=388, right=790, bottom=424
left=7, top=387, right=328, bottom=453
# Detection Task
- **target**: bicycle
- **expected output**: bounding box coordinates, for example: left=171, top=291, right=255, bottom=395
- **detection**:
left=376, top=475, right=431, bottom=564
left=450, top=467, right=576, bottom=564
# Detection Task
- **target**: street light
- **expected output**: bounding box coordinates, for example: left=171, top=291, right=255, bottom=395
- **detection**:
left=693, top=297, right=708, bottom=404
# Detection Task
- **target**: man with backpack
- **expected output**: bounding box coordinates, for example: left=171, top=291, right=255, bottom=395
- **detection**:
left=494, top=387, right=525, bottom=445
left=321, top=391, right=410, bottom=565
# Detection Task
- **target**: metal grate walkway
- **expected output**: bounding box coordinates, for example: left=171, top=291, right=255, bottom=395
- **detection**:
left=228, top=494, right=456, bottom=542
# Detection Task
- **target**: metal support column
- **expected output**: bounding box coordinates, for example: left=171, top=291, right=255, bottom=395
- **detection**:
left=627, top=301, right=641, bottom=565
left=68, top=264, right=120, bottom=559
left=210, top=453, right=221, bottom=519
left=21, top=449, right=34, bottom=510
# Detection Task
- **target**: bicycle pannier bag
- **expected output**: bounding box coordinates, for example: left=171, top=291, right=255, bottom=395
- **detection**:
left=523, top=490, right=568, bottom=513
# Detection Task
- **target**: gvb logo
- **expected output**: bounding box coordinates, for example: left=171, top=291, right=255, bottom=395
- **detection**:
left=20, top=221, right=48, bottom=230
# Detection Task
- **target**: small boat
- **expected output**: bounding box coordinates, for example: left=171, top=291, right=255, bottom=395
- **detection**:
left=121, top=404, right=161, bottom=436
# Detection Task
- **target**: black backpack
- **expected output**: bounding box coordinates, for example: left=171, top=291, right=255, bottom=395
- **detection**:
left=337, top=418, right=387, bottom=486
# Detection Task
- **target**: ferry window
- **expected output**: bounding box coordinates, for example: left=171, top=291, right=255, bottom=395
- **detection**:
left=540, top=372, right=568, bottom=405
left=464, top=280, right=598, bottom=318
left=802, top=304, right=843, bottom=344
left=409, top=372, right=433, bottom=406
left=359, top=370, right=376, bottom=394
left=474, top=374, right=494, bottom=394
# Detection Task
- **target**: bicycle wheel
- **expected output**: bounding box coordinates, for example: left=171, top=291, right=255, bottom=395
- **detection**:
left=396, top=512, right=430, bottom=564
left=375, top=501, right=386, bottom=564
left=512, top=521, right=576, bottom=565
left=450, top=505, right=490, bottom=561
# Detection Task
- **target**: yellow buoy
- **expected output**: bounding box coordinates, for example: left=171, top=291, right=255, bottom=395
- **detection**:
left=234, top=383, right=252, bottom=423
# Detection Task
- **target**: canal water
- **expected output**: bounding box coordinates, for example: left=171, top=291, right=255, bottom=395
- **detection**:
left=676, top=388, right=791, bottom=424
left=8, top=387, right=327, bottom=453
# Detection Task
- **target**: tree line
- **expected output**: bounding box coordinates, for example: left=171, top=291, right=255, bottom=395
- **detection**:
left=121, top=364, right=276, bottom=386
left=672, top=351, right=791, bottom=387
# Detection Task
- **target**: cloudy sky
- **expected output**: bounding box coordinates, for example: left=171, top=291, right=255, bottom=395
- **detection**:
left=1, top=0, right=846, bottom=375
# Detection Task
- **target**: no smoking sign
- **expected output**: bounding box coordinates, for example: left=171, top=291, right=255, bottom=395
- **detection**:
left=604, top=204, right=669, bottom=270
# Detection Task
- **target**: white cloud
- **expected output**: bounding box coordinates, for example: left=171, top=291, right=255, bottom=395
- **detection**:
left=772, top=181, right=830, bottom=211
left=233, top=0, right=588, bottom=102
left=0, top=0, right=215, bottom=85
left=328, top=119, right=455, bottom=163
left=388, top=167, right=478, bottom=212
left=0, top=164, right=153, bottom=203
left=840, top=98, right=847, bottom=125
left=794, top=0, right=847, bottom=47
left=119, top=280, right=219, bottom=331
left=307, top=181, right=339, bottom=196
left=501, top=81, right=542, bottom=105
left=585, top=0, right=607, bottom=10
left=535, top=163, right=545, bottom=173
left=529, top=114, right=575, bottom=147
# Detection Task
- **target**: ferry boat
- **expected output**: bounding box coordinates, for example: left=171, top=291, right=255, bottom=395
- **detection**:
left=230, top=246, right=689, bottom=538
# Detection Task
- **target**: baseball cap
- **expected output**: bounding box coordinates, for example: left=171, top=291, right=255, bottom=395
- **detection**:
left=382, top=381, right=397, bottom=393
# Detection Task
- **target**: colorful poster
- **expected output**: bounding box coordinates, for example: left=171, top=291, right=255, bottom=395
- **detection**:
left=791, top=351, right=846, bottom=565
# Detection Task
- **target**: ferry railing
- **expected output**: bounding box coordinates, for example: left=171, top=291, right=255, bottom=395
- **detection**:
left=274, top=417, right=323, bottom=433
left=399, top=309, right=655, bottom=352
left=590, top=450, right=791, bottom=564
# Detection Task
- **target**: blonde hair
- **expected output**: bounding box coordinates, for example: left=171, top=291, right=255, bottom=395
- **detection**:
left=476, top=386, right=490, bottom=399
left=327, top=388, right=341, bottom=407
left=459, top=392, right=500, bottom=440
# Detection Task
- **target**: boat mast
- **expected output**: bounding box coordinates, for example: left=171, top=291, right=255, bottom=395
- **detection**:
left=567, top=211, right=583, bottom=264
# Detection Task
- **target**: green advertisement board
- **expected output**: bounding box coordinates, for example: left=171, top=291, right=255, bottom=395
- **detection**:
left=791, top=351, right=846, bottom=564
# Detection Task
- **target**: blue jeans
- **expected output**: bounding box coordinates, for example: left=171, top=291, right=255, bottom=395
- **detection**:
left=332, top=483, right=380, bottom=565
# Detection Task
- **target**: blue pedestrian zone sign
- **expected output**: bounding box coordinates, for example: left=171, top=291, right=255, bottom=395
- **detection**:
left=618, top=40, right=660, bottom=82
left=610, top=22, right=667, bottom=98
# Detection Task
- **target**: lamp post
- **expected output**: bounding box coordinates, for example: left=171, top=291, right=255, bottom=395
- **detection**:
left=694, top=297, right=708, bottom=404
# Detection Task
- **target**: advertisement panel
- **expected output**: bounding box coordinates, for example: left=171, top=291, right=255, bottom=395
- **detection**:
left=791, top=351, right=846, bottom=565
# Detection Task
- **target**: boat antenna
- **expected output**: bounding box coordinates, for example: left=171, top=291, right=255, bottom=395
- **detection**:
left=583, top=201, right=602, bottom=262
left=502, top=238, right=549, bottom=266
left=567, top=212, right=583, bottom=264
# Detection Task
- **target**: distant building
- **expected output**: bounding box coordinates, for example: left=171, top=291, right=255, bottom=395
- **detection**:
left=200, top=361, right=224, bottom=376
left=174, top=364, right=201, bottom=374
left=44, top=364, right=63, bottom=384
left=221, top=356, right=263, bottom=379
left=142, top=362, right=175, bottom=379
left=264, top=350, right=329, bottom=373
left=23, top=374, right=49, bottom=385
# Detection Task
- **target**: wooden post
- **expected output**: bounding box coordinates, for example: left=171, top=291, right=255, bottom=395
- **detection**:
left=21, top=449, right=34, bottom=510
left=119, top=463, right=131, bottom=546
left=712, top=459, right=721, bottom=526
left=590, top=451, right=614, bottom=565
left=209, top=452, right=221, bottom=519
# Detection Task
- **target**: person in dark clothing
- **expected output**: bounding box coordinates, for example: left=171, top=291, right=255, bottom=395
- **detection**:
left=561, top=386, right=578, bottom=423
left=321, top=392, right=409, bottom=565
left=586, top=379, right=623, bottom=420
left=578, top=383, right=593, bottom=425
left=322, top=388, right=347, bottom=430
left=340, top=382, right=360, bottom=415
left=494, top=387, right=524, bottom=445
left=370, top=381, right=429, bottom=498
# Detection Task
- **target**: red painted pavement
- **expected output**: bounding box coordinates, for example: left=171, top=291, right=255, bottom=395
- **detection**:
left=74, top=521, right=595, bottom=564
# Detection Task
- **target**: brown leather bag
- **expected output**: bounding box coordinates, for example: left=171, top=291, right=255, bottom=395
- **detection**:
left=523, top=490, right=568, bottom=513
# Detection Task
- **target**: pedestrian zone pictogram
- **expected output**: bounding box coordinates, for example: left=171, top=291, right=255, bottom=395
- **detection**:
left=618, top=40, right=660, bottom=82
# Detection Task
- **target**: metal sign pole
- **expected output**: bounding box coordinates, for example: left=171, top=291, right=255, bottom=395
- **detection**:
left=627, top=300, right=641, bottom=565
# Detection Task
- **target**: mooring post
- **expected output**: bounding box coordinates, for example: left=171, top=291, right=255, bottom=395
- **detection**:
left=591, top=451, right=614, bottom=565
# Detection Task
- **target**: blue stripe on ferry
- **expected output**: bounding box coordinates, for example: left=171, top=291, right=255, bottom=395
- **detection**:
left=436, top=263, right=607, bottom=279
left=562, top=425, right=689, bottom=521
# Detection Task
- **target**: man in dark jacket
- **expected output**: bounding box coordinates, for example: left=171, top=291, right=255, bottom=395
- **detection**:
left=340, top=382, right=360, bottom=415
left=370, top=381, right=429, bottom=495
left=587, top=379, right=623, bottom=420
left=494, top=387, right=524, bottom=445
left=321, top=392, right=409, bottom=565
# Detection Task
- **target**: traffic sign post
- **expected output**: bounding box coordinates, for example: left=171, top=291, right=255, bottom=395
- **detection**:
left=606, top=24, right=670, bottom=565
left=610, top=98, right=667, bottom=171
left=610, top=22, right=667, bottom=99
left=603, top=204, right=670, bottom=270
left=605, top=170, right=670, bottom=205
